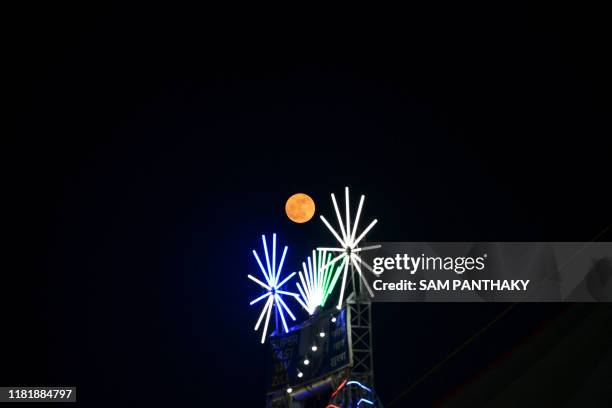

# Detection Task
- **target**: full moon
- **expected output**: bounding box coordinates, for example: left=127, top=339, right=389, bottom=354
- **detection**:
left=285, top=193, right=315, bottom=223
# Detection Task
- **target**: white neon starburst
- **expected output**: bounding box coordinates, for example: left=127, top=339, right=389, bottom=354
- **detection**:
left=295, top=249, right=345, bottom=315
left=248, top=233, right=300, bottom=344
left=317, top=187, right=381, bottom=308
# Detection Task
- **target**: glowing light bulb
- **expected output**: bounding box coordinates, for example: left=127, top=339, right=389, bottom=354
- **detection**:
left=331, top=316, right=337, bottom=323
left=303, top=359, right=310, bottom=365
left=311, top=345, right=318, bottom=352
left=319, top=332, right=325, bottom=337
left=287, top=388, right=293, bottom=393
left=297, top=371, right=303, bottom=378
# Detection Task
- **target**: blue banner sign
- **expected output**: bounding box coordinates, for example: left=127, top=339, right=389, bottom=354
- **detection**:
left=268, top=308, right=350, bottom=391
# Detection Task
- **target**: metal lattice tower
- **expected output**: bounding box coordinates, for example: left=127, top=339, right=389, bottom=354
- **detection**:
left=346, top=263, right=375, bottom=386
left=324, top=261, right=382, bottom=408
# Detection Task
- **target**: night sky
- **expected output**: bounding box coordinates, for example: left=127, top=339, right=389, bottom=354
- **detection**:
left=5, top=4, right=611, bottom=407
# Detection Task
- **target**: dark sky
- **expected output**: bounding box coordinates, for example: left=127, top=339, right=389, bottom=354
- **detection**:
left=5, top=4, right=611, bottom=407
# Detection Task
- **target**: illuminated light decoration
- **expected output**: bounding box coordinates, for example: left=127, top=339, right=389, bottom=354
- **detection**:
left=311, top=345, right=318, bottom=352
left=303, top=358, right=310, bottom=365
left=346, top=380, right=372, bottom=393
left=329, top=379, right=377, bottom=407
left=295, top=249, right=344, bottom=315
left=331, top=316, right=337, bottom=323
left=319, top=331, right=326, bottom=337
left=248, top=234, right=301, bottom=343
left=297, top=371, right=303, bottom=378
left=331, top=379, right=348, bottom=398
left=286, top=388, right=293, bottom=394
left=318, top=187, right=382, bottom=309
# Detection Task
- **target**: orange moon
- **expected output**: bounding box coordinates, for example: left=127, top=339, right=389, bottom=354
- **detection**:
left=285, top=193, right=315, bottom=223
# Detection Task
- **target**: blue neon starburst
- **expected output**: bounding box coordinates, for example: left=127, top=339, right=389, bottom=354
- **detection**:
left=248, top=233, right=304, bottom=344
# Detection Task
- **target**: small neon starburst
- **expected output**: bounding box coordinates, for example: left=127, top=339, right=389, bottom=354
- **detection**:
left=317, top=187, right=381, bottom=308
left=248, top=233, right=300, bottom=343
left=295, top=249, right=345, bottom=315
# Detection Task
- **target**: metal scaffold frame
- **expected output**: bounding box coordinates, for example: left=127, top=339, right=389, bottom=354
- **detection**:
left=347, top=295, right=374, bottom=386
